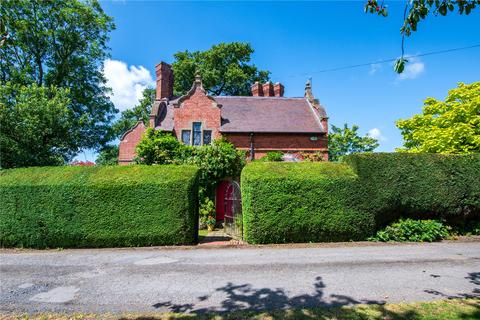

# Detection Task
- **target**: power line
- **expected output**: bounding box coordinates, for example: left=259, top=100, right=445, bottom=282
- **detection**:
left=288, top=43, right=480, bottom=77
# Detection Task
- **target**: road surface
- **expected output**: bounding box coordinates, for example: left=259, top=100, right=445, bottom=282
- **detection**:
left=1, top=241, right=479, bottom=314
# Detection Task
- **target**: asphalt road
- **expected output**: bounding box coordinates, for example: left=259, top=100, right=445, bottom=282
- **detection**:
left=1, top=241, right=479, bottom=314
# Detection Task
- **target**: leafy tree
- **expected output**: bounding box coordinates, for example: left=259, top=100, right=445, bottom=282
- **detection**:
left=364, top=0, right=479, bottom=73
left=0, top=18, right=7, bottom=48
left=96, top=145, right=119, bottom=165
left=172, top=42, right=270, bottom=96
left=396, top=82, right=480, bottom=153
left=0, top=0, right=116, bottom=156
left=0, top=83, right=74, bottom=168
left=328, top=124, right=379, bottom=162
left=112, top=88, right=155, bottom=138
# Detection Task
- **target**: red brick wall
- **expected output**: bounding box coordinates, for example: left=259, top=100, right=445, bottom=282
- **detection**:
left=173, top=87, right=222, bottom=141
left=223, top=132, right=328, bottom=160
left=118, top=122, right=146, bottom=165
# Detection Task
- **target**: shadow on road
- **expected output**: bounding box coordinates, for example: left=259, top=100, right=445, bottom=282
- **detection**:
left=117, top=273, right=480, bottom=320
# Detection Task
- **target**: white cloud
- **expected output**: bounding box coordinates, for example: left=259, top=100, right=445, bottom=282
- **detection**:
left=104, top=59, right=155, bottom=112
left=367, top=128, right=387, bottom=141
left=369, top=63, right=382, bottom=75
left=398, top=57, right=425, bottom=81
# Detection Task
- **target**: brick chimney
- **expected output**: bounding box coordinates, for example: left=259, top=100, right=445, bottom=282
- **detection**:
left=251, top=82, right=264, bottom=96
left=155, top=62, right=174, bottom=100
left=262, top=82, right=274, bottom=97
left=274, top=83, right=284, bottom=97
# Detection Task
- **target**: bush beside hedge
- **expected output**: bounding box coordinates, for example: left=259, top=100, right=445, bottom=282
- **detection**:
left=345, top=153, right=480, bottom=226
left=0, top=165, right=199, bottom=248
left=241, top=162, right=375, bottom=244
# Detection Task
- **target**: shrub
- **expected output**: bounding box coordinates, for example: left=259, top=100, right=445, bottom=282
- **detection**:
left=199, top=198, right=215, bottom=228
left=369, top=219, right=450, bottom=242
left=136, top=133, right=245, bottom=200
left=301, top=152, right=325, bottom=162
left=345, top=153, right=480, bottom=226
left=260, top=151, right=283, bottom=162
left=185, top=139, right=246, bottom=199
left=135, top=128, right=189, bottom=165
left=241, top=153, right=480, bottom=244
left=241, top=162, right=375, bottom=244
left=0, top=165, right=199, bottom=248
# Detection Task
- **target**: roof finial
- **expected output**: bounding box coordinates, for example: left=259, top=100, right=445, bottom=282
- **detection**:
left=305, top=77, right=314, bottom=102
left=195, top=70, right=202, bottom=85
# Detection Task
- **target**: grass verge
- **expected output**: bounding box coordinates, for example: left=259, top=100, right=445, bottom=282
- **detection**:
left=1, top=298, right=478, bottom=320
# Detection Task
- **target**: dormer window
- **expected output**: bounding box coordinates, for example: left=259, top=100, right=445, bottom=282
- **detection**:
left=181, top=122, right=212, bottom=146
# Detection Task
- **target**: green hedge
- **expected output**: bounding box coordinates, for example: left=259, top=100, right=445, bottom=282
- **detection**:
left=345, top=153, right=480, bottom=226
left=0, top=165, right=199, bottom=248
left=241, top=153, right=480, bottom=244
left=241, top=162, right=375, bottom=244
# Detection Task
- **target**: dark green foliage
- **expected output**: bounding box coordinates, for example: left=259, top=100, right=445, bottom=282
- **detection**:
left=96, top=145, right=118, bottom=165
left=369, top=219, right=450, bottom=242
left=0, top=0, right=116, bottom=154
left=259, top=151, right=283, bottom=162
left=184, top=139, right=246, bottom=199
left=135, top=128, right=188, bottom=165
left=241, top=162, right=375, bottom=244
left=0, top=165, right=199, bottom=248
left=172, top=42, right=270, bottom=96
left=0, top=83, right=74, bottom=168
left=345, top=153, right=480, bottom=226
left=242, top=153, right=480, bottom=244
left=135, top=132, right=245, bottom=200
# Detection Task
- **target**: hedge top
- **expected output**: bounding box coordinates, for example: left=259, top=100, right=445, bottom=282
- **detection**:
left=242, top=161, right=356, bottom=180
left=0, top=165, right=199, bottom=186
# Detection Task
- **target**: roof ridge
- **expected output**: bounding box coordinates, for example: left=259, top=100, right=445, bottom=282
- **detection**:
left=214, top=96, right=306, bottom=100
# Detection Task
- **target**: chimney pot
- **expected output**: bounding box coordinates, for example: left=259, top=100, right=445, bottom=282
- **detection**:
left=262, top=82, right=274, bottom=97
left=155, top=62, right=174, bottom=100
left=251, top=81, right=263, bottom=96
left=274, top=83, right=284, bottom=97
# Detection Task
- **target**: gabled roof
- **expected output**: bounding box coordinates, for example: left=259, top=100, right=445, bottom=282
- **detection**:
left=215, top=96, right=326, bottom=133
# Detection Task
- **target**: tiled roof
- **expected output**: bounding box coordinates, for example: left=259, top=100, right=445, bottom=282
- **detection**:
left=215, top=96, right=326, bottom=133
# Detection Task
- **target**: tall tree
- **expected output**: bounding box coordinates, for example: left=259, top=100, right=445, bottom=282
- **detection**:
left=364, top=0, right=479, bottom=73
left=328, top=124, right=379, bottom=162
left=172, top=42, right=270, bottom=96
left=0, top=0, right=116, bottom=158
left=396, top=82, right=480, bottom=153
left=0, top=83, right=74, bottom=168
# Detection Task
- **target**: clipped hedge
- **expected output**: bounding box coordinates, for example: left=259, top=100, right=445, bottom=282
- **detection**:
left=0, top=165, right=199, bottom=248
left=241, top=162, right=375, bottom=244
left=241, top=153, right=480, bottom=244
left=345, top=153, right=480, bottom=226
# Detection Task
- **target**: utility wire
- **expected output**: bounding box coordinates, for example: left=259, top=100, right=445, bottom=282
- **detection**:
left=288, top=43, right=480, bottom=77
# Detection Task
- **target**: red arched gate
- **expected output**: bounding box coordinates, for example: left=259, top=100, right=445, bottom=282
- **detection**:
left=215, top=180, right=242, bottom=239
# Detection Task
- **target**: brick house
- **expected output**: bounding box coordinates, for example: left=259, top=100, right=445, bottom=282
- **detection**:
left=118, top=62, right=328, bottom=164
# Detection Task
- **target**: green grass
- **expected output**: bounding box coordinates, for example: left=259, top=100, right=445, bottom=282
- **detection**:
left=2, top=298, right=478, bottom=319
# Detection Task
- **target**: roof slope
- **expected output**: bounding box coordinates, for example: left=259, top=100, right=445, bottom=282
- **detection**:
left=215, top=96, right=325, bottom=133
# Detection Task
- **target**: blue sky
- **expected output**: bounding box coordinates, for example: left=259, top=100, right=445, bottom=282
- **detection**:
left=78, top=1, right=480, bottom=161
